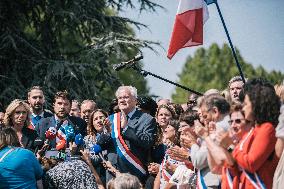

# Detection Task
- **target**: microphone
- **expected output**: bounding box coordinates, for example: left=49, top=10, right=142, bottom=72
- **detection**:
left=64, top=125, right=75, bottom=142
left=34, top=137, right=44, bottom=155
left=45, top=127, right=57, bottom=144
left=91, top=144, right=116, bottom=177
left=113, top=54, right=143, bottom=71
left=91, top=144, right=102, bottom=155
left=56, top=140, right=66, bottom=151
left=75, top=134, right=84, bottom=146
left=91, top=144, right=107, bottom=162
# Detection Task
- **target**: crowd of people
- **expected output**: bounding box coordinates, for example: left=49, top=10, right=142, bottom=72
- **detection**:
left=0, top=76, right=284, bottom=189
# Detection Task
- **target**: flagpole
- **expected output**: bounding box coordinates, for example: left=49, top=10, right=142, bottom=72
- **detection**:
left=212, top=0, right=246, bottom=83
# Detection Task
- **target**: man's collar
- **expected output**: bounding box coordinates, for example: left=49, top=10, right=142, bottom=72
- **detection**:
left=32, top=111, right=44, bottom=118
left=127, top=108, right=136, bottom=119
left=54, top=114, right=68, bottom=122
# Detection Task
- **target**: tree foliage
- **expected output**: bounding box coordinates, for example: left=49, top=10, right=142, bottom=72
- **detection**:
left=172, top=43, right=284, bottom=103
left=0, top=0, right=161, bottom=108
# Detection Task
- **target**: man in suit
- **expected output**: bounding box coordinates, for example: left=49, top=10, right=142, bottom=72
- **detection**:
left=102, top=86, right=157, bottom=183
left=52, top=91, right=87, bottom=138
left=27, top=86, right=53, bottom=139
left=97, top=86, right=157, bottom=183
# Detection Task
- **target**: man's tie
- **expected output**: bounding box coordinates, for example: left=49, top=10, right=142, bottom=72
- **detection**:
left=32, top=115, right=41, bottom=126
left=56, top=120, right=64, bottom=130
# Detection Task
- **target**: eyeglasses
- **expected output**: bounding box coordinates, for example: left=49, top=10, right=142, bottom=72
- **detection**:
left=187, top=100, right=197, bottom=105
left=228, top=119, right=244, bottom=125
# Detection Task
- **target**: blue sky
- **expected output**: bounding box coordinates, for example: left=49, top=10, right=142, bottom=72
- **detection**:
left=120, top=0, right=284, bottom=99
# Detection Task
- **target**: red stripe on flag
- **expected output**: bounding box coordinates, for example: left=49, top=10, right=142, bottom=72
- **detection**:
left=167, top=8, right=203, bottom=59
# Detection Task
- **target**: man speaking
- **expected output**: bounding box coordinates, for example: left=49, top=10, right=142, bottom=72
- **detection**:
left=108, top=86, right=157, bottom=183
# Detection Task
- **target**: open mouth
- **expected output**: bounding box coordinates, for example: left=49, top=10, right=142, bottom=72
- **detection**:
left=232, top=127, right=239, bottom=133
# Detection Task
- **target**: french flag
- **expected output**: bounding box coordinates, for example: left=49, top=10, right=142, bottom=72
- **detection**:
left=167, top=0, right=209, bottom=59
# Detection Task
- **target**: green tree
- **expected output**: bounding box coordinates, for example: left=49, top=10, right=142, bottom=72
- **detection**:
left=0, top=0, right=161, bottom=108
left=172, top=43, right=284, bottom=103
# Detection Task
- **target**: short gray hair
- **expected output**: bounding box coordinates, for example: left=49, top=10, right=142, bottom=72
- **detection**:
left=228, top=76, right=246, bottom=87
left=115, top=86, right=138, bottom=99
left=81, top=99, right=96, bottom=107
left=112, top=173, right=142, bottom=189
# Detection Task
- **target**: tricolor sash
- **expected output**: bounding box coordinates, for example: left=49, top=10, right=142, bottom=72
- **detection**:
left=110, top=112, right=147, bottom=176
left=238, top=128, right=267, bottom=189
left=161, top=159, right=172, bottom=182
left=242, top=169, right=266, bottom=189
left=225, top=168, right=233, bottom=189
left=197, top=169, right=207, bottom=189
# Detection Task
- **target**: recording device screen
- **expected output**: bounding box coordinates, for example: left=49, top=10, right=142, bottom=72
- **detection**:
left=44, top=149, right=71, bottom=160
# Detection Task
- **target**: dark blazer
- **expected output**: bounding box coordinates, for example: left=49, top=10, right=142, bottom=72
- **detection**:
left=67, top=116, right=87, bottom=136
left=22, top=126, right=38, bottom=151
left=33, top=110, right=53, bottom=140
left=112, top=109, right=157, bottom=182
left=43, top=110, right=53, bottom=118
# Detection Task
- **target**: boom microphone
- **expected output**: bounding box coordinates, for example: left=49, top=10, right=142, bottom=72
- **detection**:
left=113, top=54, right=143, bottom=71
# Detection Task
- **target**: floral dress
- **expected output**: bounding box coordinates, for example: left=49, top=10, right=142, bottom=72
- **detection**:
left=43, top=160, right=98, bottom=189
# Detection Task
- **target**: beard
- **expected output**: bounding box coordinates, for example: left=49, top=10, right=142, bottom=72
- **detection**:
left=32, top=104, right=43, bottom=112
left=55, top=111, right=68, bottom=119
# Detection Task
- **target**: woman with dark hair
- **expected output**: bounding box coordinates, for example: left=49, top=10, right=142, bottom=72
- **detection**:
left=153, top=119, right=182, bottom=189
left=84, top=109, right=109, bottom=148
left=198, top=78, right=280, bottom=189
left=0, top=127, right=43, bottom=189
left=147, top=105, right=176, bottom=183
left=167, top=109, right=199, bottom=165
left=84, top=109, right=109, bottom=185
left=232, top=78, right=280, bottom=189
left=156, top=104, right=176, bottom=133
left=3, top=99, right=38, bottom=150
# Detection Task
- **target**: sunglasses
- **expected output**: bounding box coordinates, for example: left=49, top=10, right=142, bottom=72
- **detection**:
left=228, top=119, right=244, bottom=124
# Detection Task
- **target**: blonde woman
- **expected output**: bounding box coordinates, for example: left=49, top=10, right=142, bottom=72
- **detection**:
left=4, top=99, right=38, bottom=151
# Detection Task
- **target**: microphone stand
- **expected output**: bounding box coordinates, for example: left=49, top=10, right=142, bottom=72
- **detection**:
left=130, top=65, right=203, bottom=96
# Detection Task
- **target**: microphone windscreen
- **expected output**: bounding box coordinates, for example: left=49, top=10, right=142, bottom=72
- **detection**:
left=45, top=127, right=57, bottom=140
left=75, top=134, right=84, bottom=146
left=65, top=125, right=75, bottom=142
left=91, top=144, right=102, bottom=154
left=56, top=140, right=66, bottom=151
